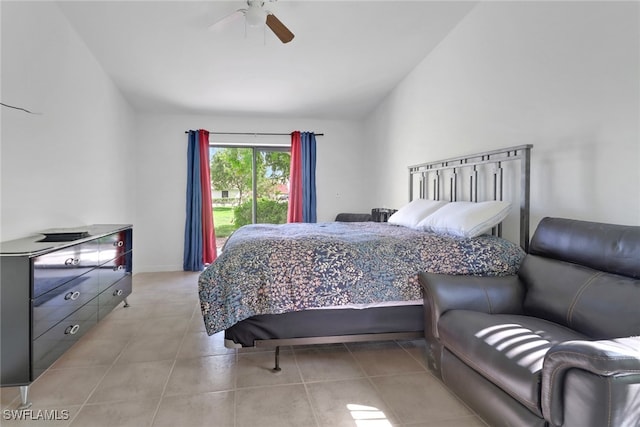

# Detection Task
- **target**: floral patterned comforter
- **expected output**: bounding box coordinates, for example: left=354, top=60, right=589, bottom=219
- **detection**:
left=198, top=221, right=525, bottom=336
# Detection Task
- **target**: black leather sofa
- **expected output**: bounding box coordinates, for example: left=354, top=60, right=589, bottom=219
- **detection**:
left=419, top=217, right=640, bottom=427
left=334, top=213, right=372, bottom=222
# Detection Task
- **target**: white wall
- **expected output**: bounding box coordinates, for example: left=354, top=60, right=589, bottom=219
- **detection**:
left=1, top=2, right=137, bottom=242
left=364, top=1, right=640, bottom=232
left=134, top=114, right=367, bottom=272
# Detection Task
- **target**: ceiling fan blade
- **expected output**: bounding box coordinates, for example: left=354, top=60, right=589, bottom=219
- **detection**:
left=266, top=13, right=294, bottom=44
left=209, top=9, right=245, bottom=32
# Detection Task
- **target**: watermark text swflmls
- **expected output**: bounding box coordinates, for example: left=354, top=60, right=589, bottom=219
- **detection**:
left=3, top=409, right=70, bottom=421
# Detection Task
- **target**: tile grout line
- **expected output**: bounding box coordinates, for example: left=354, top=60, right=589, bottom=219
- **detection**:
left=292, top=346, right=322, bottom=427
left=232, top=327, right=239, bottom=427
left=346, top=341, right=408, bottom=426
left=66, top=311, right=138, bottom=426
left=399, top=338, right=489, bottom=425
left=147, top=300, right=198, bottom=427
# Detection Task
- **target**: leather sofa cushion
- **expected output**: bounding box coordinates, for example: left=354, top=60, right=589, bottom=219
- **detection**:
left=438, top=310, right=587, bottom=417
left=522, top=255, right=640, bottom=338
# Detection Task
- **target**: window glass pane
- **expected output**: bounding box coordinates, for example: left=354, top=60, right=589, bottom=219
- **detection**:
left=210, top=147, right=254, bottom=245
left=255, top=149, right=290, bottom=224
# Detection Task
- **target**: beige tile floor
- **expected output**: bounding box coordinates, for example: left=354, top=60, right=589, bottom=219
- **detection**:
left=1, top=271, right=487, bottom=427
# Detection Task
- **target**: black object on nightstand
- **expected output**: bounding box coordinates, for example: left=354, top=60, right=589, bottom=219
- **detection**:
left=371, top=208, right=397, bottom=222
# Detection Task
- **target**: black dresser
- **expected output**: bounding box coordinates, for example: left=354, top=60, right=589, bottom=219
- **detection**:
left=0, top=224, right=132, bottom=408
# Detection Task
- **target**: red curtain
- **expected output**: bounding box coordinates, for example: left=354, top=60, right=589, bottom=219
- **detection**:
left=287, top=131, right=303, bottom=223
left=198, top=130, right=217, bottom=264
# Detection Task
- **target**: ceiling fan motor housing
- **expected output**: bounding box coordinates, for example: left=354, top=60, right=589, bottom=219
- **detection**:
left=245, top=1, right=267, bottom=27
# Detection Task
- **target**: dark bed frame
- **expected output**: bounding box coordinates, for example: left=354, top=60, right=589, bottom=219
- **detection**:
left=224, top=144, right=533, bottom=370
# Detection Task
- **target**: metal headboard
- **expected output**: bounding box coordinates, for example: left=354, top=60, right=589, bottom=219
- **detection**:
left=408, top=145, right=533, bottom=251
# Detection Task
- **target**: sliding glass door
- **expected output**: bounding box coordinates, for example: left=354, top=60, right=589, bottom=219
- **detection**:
left=209, top=146, right=290, bottom=241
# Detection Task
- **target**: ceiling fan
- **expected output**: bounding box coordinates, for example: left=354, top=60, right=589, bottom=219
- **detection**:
left=210, top=0, right=295, bottom=44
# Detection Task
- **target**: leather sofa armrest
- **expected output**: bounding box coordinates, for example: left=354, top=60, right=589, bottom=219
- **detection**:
left=418, top=272, right=524, bottom=339
left=542, top=336, right=640, bottom=426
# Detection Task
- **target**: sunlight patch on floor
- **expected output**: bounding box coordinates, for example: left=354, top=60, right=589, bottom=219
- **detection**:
left=347, top=404, right=392, bottom=426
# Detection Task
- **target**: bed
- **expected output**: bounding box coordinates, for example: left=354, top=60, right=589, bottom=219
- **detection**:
left=198, top=145, right=533, bottom=370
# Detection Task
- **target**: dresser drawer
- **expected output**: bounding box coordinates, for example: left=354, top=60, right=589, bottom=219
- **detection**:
left=98, top=229, right=132, bottom=264
left=33, top=242, right=100, bottom=298
left=98, top=253, right=131, bottom=293
left=98, top=275, right=132, bottom=321
left=32, top=301, right=98, bottom=379
left=32, top=270, right=99, bottom=339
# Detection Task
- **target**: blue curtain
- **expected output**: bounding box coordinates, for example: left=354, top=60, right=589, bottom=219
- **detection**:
left=300, top=132, right=317, bottom=222
left=184, top=130, right=203, bottom=271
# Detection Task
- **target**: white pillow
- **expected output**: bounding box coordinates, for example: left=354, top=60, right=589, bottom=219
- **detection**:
left=388, top=199, right=449, bottom=229
left=417, top=201, right=511, bottom=238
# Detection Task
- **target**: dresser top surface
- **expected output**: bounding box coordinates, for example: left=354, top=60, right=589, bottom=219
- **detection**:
left=0, top=224, right=132, bottom=257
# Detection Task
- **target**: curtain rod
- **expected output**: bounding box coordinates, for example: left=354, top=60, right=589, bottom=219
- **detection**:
left=184, top=131, right=324, bottom=136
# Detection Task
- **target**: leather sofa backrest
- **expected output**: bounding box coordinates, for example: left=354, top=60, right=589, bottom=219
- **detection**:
left=527, top=217, right=640, bottom=279
left=520, top=217, right=640, bottom=339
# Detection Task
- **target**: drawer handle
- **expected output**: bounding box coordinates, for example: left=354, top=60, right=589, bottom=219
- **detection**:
left=113, top=289, right=123, bottom=297
left=113, top=241, right=124, bottom=247
left=112, top=265, right=125, bottom=272
left=64, top=325, right=80, bottom=335
left=64, top=258, right=80, bottom=266
left=64, top=291, right=81, bottom=301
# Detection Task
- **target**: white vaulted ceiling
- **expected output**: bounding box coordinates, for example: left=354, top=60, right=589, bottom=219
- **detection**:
left=57, top=1, right=477, bottom=119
